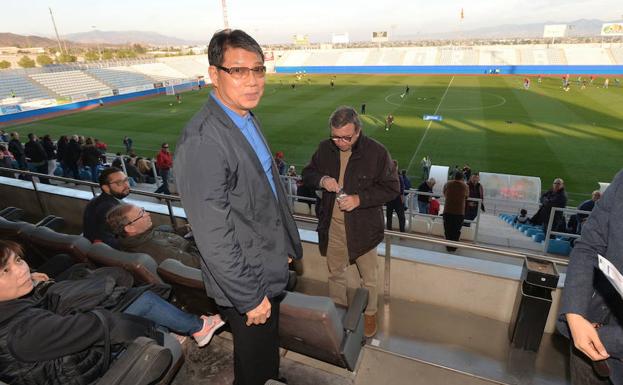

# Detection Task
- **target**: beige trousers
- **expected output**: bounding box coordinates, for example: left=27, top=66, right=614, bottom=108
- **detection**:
left=326, top=218, right=378, bottom=315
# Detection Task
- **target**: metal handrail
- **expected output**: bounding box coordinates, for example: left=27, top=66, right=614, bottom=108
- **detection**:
left=1, top=166, right=569, bottom=302
left=0, top=166, right=180, bottom=225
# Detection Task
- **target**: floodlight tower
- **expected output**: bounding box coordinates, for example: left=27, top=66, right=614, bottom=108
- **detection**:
left=49, top=7, right=65, bottom=55
left=221, top=0, right=229, bottom=29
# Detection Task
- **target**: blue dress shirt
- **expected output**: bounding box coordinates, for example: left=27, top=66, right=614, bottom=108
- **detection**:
left=210, top=93, right=277, bottom=198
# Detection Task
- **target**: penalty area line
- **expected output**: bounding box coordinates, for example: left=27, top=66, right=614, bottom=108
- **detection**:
left=406, top=76, right=454, bottom=174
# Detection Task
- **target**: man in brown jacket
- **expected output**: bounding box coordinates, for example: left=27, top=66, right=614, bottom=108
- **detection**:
left=302, top=106, right=399, bottom=337
left=442, top=171, right=469, bottom=252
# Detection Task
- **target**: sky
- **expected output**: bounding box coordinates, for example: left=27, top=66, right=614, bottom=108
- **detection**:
left=1, top=0, right=621, bottom=44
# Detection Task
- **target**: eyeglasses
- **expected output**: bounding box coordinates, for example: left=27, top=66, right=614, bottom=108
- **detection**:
left=127, top=208, right=145, bottom=226
left=162, top=146, right=169, bottom=149
left=108, top=177, right=129, bottom=186
left=215, top=65, right=267, bottom=79
left=330, top=134, right=356, bottom=143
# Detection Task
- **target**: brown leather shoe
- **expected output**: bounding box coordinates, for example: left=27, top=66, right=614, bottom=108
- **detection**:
left=364, top=314, right=377, bottom=337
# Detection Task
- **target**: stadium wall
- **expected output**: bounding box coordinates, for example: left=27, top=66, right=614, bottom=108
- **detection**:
left=0, top=81, right=203, bottom=126
left=276, top=65, right=623, bottom=75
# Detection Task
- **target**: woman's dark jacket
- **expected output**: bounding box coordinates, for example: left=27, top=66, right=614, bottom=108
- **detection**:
left=0, top=268, right=165, bottom=385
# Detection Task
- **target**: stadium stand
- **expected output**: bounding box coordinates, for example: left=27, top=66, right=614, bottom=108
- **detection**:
left=29, top=70, right=111, bottom=97
left=276, top=50, right=311, bottom=66
left=130, top=63, right=192, bottom=82
left=545, top=48, right=567, bottom=65
left=157, top=57, right=209, bottom=79
left=609, top=46, right=623, bottom=65
left=402, top=48, right=438, bottom=65
left=436, top=47, right=479, bottom=65
left=304, top=51, right=341, bottom=66
left=563, top=47, right=613, bottom=65
left=0, top=72, right=56, bottom=100
left=335, top=50, right=369, bottom=66
left=478, top=48, right=518, bottom=65
left=86, top=67, right=155, bottom=89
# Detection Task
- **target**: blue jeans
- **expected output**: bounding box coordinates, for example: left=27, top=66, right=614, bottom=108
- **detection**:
left=123, top=291, right=202, bottom=335
left=418, top=201, right=429, bottom=214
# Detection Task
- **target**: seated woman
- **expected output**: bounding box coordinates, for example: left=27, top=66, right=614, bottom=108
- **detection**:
left=0, top=240, right=224, bottom=385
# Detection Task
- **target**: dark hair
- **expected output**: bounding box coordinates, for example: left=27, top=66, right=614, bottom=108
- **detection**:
left=0, top=144, right=6, bottom=152
left=208, top=29, right=264, bottom=67
left=520, top=209, right=527, bottom=216
left=454, top=171, right=464, bottom=180
left=0, top=240, right=24, bottom=270
left=27, top=133, right=35, bottom=140
left=98, top=166, right=124, bottom=187
left=106, top=204, right=135, bottom=237
left=329, top=106, right=361, bottom=131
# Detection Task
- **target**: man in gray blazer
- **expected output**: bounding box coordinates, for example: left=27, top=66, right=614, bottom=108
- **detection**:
left=558, top=169, right=623, bottom=384
left=173, top=29, right=303, bottom=385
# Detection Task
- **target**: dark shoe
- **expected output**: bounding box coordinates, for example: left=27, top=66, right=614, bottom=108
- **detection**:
left=446, top=246, right=457, bottom=252
left=364, top=314, right=377, bottom=337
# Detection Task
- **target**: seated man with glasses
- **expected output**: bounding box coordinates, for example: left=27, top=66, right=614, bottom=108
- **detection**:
left=83, top=167, right=130, bottom=248
left=105, top=204, right=201, bottom=268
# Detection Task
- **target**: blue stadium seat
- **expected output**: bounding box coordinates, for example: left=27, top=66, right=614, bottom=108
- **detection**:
left=547, top=239, right=571, bottom=256
left=533, top=233, right=545, bottom=243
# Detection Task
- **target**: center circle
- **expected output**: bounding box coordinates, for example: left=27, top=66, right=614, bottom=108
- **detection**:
left=384, top=91, right=506, bottom=111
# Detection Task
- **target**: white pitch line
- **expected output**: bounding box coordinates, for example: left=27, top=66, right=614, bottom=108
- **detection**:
left=406, top=76, right=455, bottom=174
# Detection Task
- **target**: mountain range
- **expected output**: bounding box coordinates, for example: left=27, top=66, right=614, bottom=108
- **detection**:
left=1, top=18, right=619, bottom=48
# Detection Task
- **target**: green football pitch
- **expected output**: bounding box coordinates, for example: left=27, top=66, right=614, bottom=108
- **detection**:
left=8, top=74, right=623, bottom=204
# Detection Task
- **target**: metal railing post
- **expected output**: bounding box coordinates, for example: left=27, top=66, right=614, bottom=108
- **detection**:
left=30, top=177, right=48, bottom=216
left=384, top=235, right=391, bottom=302
left=543, top=206, right=556, bottom=253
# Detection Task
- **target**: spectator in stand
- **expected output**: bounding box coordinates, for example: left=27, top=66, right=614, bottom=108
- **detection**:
left=302, top=105, right=399, bottom=338
left=94, top=138, right=108, bottom=152
left=154, top=143, right=172, bottom=195
left=123, top=136, right=133, bottom=154
left=462, top=164, right=472, bottom=181
left=573, top=190, right=601, bottom=235
left=400, top=169, right=412, bottom=210
left=137, top=158, right=154, bottom=183
left=81, top=137, right=102, bottom=183
left=106, top=204, right=200, bottom=268
left=63, top=135, right=82, bottom=180
left=420, top=156, right=431, bottom=180
left=465, top=172, right=485, bottom=226
left=531, top=178, right=567, bottom=232
left=286, top=165, right=299, bottom=197
left=429, top=197, right=440, bottom=215
left=0, top=144, right=15, bottom=177
left=443, top=172, right=468, bottom=252
left=386, top=160, right=406, bottom=232
left=275, top=151, right=286, bottom=176
left=126, top=156, right=145, bottom=184
left=8, top=132, right=26, bottom=171
left=111, top=153, right=123, bottom=170
left=24, top=133, right=50, bottom=184
left=0, top=129, right=8, bottom=143
left=83, top=167, right=130, bottom=248
left=94, top=138, right=108, bottom=163
left=0, top=240, right=225, bottom=385
left=514, top=209, right=530, bottom=225
left=56, top=135, right=68, bottom=174
left=416, top=178, right=436, bottom=214
left=41, top=134, right=57, bottom=175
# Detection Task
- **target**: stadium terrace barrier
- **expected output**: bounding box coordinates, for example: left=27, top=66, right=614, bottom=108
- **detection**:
left=0, top=80, right=204, bottom=125
left=275, top=65, right=623, bottom=75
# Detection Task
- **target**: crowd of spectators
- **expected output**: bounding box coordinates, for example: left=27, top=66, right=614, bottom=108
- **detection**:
left=0, top=132, right=161, bottom=188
